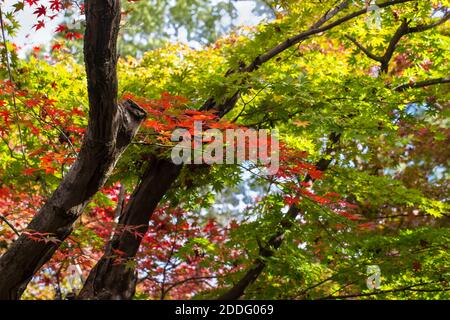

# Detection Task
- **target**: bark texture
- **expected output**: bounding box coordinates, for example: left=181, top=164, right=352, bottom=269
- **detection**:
left=77, top=157, right=181, bottom=299
left=0, top=0, right=147, bottom=299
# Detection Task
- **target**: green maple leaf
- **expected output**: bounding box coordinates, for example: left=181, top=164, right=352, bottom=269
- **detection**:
left=13, top=1, right=25, bottom=13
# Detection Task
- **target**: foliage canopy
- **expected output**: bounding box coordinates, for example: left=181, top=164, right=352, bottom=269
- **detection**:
left=0, top=0, right=448, bottom=300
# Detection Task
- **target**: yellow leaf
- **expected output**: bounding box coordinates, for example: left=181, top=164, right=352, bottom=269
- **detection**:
left=293, top=120, right=310, bottom=128
left=273, top=95, right=283, bottom=103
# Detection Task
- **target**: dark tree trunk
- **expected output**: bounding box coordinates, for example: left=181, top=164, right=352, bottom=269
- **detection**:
left=0, top=0, right=147, bottom=299
left=77, top=67, right=242, bottom=300
left=77, top=156, right=181, bottom=299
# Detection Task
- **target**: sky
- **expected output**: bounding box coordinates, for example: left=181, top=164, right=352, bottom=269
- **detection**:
left=3, top=0, right=63, bottom=52
left=2, top=0, right=263, bottom=56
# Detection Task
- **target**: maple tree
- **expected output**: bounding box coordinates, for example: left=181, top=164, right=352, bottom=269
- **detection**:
left=0, top=0, right=449, bottom=300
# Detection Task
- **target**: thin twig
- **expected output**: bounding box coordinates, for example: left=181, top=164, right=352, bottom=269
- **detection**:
left=0, top=214, right=20, bottom=237
left=394, top=77, right=450, bottom=91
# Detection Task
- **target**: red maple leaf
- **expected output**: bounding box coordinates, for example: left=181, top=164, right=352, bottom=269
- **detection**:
left=24, top=98, right=41, bottom=108
left=25, top=0, right=39, bottom=6
left=33, top=20, right=45, bottom=31
left=55, top=24, right=67, bottom=33
left=339, top=212, right=363, bottom=221
left=65, top=32, right=83, bottom=40
left=51, top=43, right=62, bottom=51
left=33, top=5, right=47, bottom=18
left=358, top=222, right=377, bottom=230
left=0, top=110, right=10, bottom=125
left=22, top=168, right=40, bottom=176
left=284, top=195, right=301, bottom=206
left=49, top=0, right=62, bottom=11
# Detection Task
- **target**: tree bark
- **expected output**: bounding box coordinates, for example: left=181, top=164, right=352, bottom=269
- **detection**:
left=0, top=0, right=147, bottom=299
left=77, top=156, right=181, bottom=299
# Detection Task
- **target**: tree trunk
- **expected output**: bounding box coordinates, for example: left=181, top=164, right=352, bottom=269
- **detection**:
left=0, top=0, right=147, bottom=299
left=77, top=156, right=181, bottom=299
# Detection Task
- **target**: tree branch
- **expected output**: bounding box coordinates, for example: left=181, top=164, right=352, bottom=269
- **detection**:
left=218, top=133, right=341, bottom=300
left=204, top=0, right=418, bottom=116
left=407, top=11, right=450, bottom=33
left=322, top=281, right=448, bottom=299
left=394, top=76, right=450, bottom=91
left=345, top=35, right=383, bottom=62
left=348, top=12, right=449, bottom=73
left=380, top=19, right=410, bottom=73
left=77, top=156, right=182, bottom=300
left=0, top=215, right=20, bottom=237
